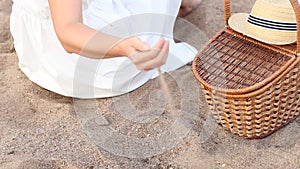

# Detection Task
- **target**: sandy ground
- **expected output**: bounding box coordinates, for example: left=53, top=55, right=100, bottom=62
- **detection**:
left=1, top=0, right=300, bottom=168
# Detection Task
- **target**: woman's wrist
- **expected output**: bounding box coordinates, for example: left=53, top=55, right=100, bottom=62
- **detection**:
left=108, top=36, right=149, bottom=57
left=106, top=37, right=132, bottom=57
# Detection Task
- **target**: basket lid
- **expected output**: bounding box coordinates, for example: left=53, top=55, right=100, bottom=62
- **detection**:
left=192, top=29, right=296, bottom=95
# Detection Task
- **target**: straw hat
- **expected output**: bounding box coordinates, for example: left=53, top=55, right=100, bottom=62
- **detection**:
left=228, top=0, right=299, bottom=45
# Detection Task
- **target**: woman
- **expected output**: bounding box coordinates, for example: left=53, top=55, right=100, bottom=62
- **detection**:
left=10, top=0, right=197, bottom=98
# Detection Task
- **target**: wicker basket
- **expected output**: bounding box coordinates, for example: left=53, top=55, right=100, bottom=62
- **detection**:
left=192, top=0, right=300, bottom=139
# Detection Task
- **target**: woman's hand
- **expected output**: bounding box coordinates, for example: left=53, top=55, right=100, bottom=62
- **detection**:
left=48, top=0, right=169, bottom=66
left=116, top=37, right=169, bottom=71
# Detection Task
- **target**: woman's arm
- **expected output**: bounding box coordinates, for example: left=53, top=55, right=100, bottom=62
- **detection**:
left=48, top=0, right=133, bottom=58
left=48, top=0, right=169, bottom=70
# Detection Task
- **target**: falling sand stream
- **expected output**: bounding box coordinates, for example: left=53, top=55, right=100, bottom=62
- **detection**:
left=158, top=68, right=177, bottom=118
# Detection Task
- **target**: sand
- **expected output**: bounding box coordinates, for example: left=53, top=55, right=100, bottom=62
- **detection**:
left=1, top=0, right=300, bottom=168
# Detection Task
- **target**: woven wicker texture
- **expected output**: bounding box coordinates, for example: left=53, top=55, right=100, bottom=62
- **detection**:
left=203, top=58, right=300, bottom=138
left=192, top=0, right=300, bottom=138
left=194, top=30, right=292, bottom=91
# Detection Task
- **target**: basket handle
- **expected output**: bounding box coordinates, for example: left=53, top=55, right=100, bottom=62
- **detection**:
left=224, top=0, right=300, bottom=54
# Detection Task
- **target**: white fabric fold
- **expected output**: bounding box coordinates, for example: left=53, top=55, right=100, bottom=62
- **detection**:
left=10, top=0, right=196, bottom=98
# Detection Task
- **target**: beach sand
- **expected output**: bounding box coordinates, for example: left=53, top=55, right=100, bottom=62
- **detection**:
left=1, top=0, right=300, bottom=168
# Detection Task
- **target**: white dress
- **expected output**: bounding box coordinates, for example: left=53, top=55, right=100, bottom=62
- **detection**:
left=10, top=0, right=196, bottom=98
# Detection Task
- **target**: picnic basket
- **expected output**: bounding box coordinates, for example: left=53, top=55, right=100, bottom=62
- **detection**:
left=192, top=0, right=300, bottom=139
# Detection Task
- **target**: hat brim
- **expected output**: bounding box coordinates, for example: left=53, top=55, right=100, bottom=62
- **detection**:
left=228, top=13, right=296, bottom=45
